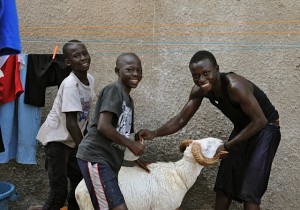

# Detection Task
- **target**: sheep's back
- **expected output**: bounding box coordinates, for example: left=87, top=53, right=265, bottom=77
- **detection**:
left=119, top=163, right=187, bottom=210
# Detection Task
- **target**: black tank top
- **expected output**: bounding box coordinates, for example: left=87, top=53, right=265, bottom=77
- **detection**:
left=205, top=72, right=279, bottom=130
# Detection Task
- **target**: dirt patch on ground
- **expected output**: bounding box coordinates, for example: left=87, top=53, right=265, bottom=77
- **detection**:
left=0, top=144, right=48, bottom=210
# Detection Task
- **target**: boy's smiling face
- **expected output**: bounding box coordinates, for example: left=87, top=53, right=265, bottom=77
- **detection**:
left=189, top=58, right=219, bottom=92
left=115, top=54, right=143, bottom=93
left=65, top=43, right=91, bottom=72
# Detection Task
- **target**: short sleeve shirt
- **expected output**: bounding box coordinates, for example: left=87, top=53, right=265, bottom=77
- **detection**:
left=36, top=72, right=95, bottom=147
left=77, top=81, right=134, bottom=174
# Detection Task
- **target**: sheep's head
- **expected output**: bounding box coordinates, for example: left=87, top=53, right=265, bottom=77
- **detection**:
left=179, top=137, right=228, bottom=167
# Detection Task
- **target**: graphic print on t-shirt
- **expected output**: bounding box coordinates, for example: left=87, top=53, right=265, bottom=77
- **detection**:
left=79, top=97, right=92, bottom=122
left=112, top=101, right=132, bottom=151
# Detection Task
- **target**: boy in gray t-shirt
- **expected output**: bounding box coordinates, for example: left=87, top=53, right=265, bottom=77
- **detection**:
left=77, top=53, right=144, bottom=210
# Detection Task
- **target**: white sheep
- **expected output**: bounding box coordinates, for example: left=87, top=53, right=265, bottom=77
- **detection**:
left=75, top=137, right=228, bottom=210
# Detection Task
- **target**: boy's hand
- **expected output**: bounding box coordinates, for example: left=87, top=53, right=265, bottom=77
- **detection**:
left=137, top=129, right=156, bottom=140
left=128, top=140, right=145, bottom=156
left=214, top=144, right=229, bottom=159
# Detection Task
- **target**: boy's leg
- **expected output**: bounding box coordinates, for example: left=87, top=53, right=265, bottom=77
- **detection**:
left=215, top=125, right=280, bottom=206
left=111, top=204, right=128, bottom=210
left=43, top=142, right=69, bottom=210
left=215, top=192, right=232, bottom=210
left=67, top=147, right=82, bottom=210
left=239, top=124, right=281, bottom=205
left=244, top=201, right=260, bottom=210
left=78, top=159, right=126, bottom=210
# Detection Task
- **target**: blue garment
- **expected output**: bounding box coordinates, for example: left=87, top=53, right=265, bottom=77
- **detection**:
left=0, top=1, right=3, bottom=18
left=16, top=55, right=41, bottom=164
left=0, top=54, right=41, bottom=164
left=0, top=127, right=4, bottom=152
left=0, top=0, right=22, bottom=55
left=0, top=100, right=18, bottom=162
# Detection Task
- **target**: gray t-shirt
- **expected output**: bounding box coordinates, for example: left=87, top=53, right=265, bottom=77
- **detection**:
left=77, top=81, right=134, bottom=174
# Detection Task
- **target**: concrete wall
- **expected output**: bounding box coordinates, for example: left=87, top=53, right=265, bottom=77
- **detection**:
left=17, top=0, right=300, bottom=209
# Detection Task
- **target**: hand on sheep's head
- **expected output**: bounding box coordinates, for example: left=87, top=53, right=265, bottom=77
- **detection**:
left=179, top=138, right=229, bottom=167
left=214, top=143, right=229, bottom=159
left=124, top=133, right=143, bottom=161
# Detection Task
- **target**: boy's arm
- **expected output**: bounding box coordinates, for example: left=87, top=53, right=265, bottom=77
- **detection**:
left=66, top=112, right=84, bottom=146
left=224, top=74, right=268, bottom=150
left=97, top=111, right=145, bottom=156
left=139, top=85, right=204, bottom=140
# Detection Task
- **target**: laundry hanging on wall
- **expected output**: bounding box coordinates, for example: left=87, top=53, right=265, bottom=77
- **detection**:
left=0, top=0, right=22, bottom=55
left=0, top=126, right=3, bottom=152
left=25, top=54, right=72, bottom=107
left=0, top=54, right=41, bottom=164
left=0, top=54, right=24, bottom=154
left=0, top=53, right=72, bottom=163
left=0, top=55, right=24, bottom=104
left=0, top=54, right=25, bottom=159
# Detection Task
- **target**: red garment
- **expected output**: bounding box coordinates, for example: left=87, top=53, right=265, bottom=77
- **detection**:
left=0, top=55, right=24, bottom=104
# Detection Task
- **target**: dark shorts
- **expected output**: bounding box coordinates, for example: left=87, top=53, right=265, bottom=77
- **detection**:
left=214, top=123, right=281, bottom=204
left=77, top=159, right=125, bottom=210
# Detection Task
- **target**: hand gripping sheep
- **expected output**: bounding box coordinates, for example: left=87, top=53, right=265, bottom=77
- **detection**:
left=75, top=137, right=228, bottom=210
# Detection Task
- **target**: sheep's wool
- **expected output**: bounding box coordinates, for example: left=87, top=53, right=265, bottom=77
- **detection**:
left=76, top=137, right=224, bottom=210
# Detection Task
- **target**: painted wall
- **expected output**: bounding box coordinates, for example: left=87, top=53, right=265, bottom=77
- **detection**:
left=17, top=0, right=300, bottom=209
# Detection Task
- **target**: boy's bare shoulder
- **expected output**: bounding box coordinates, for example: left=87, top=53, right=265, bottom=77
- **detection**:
left=190, top=85, right=205, bottom=98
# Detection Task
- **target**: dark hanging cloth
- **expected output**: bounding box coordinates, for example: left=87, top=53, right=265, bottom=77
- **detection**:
left=24, top=54, right=72, bottom=107
left=0, top=126, right=4, bottom=152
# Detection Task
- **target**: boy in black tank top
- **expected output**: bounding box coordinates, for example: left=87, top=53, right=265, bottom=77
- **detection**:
left=138, top=50, right=280, bottom=210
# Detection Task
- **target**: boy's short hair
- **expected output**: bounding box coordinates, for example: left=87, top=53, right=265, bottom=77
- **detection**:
left=62, top=39, right=82, bottom=56
left=189, top=50, right=218, bottom=66
left=116, top=53, right=140, bottom=67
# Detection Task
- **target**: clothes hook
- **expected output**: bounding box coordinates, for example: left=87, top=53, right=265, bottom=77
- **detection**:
left=52, top=45, right=59, bottom=59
